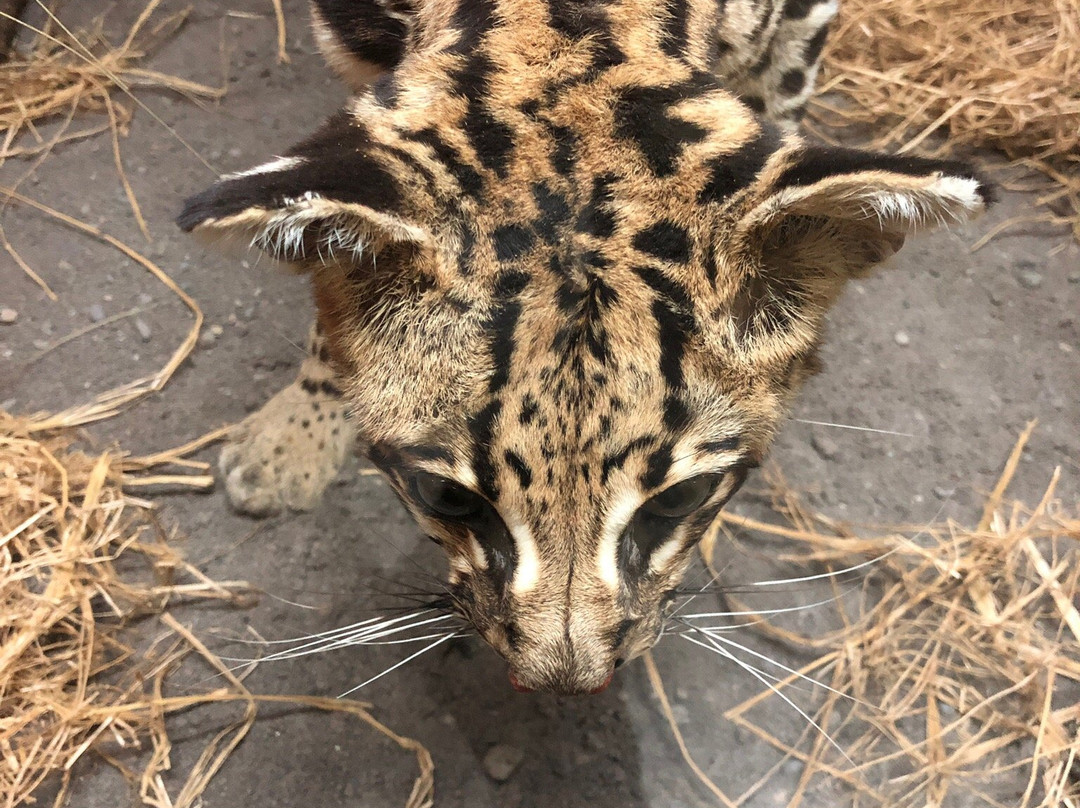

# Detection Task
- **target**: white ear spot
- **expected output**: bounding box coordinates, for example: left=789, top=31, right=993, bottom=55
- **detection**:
left=222, top=156, right=305, bottom=181
left=866, top=175, right=987, bottom=230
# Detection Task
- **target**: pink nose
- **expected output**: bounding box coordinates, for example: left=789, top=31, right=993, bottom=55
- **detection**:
left=507, top=668, right=615, bottom=695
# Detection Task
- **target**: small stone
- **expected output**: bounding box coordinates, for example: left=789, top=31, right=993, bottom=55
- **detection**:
left=88, top=304, right=105, bottom=322
left=933, top=486, right=956, bottom=500
left=482, top=744, right=524, bottom=783
left=811, top=432, right=841, bottom=461
left=33, top=338, right=49, bottom=350
left=138, top=292, right=153, bottom=304
left=894, top=330, right=910, bottom=347
left=0, top=308, right=17, bottom=324
left=1068, top=271, right=1080, bottom=284
left=134, top=318, right=152, bottom=341
left=198, top=329, right=218, bottom=349
left=57, top=259, right=74, bottom=271
left=1017, top=270, right=1043, bottom=289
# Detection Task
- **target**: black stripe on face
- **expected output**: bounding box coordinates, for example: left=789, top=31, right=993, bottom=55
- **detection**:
left=612, top=83, right=710, bottom=177
left=698, top=124, right=782, bottom=205
left=697, top=436, right=739, bottom=454
left=469, top=400, right=503, bottom=499
left=576, top=174, right=619, bottom=238
left=503, top=449, right=533, bottom=489
left=492, top=224, right=535, bottom=262
left=486, top=271, right=530, bottom=393
left=659, top=0, right=690, bottom=56
left=408, top=127, right=485, bottom=199
left=632, top=221, right=692, bottom=264
left=641, top=443, right=675, bottom=491
left=633, top=266, right=697, bottom=389
left=601, top=435, right=657, bottom=485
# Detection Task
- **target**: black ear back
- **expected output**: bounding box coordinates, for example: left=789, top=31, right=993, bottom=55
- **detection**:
left=773, top=144, right=995, bottom=207
left=176, top=112, right=429, bottom=262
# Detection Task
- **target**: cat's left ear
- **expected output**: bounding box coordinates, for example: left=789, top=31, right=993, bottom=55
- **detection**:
left=731, top=144, right=994, bottom=275
left=720, top=144, right=993, bottom=352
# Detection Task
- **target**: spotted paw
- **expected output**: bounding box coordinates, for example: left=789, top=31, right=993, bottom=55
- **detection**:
left=219, top=379, right=355, bottom=516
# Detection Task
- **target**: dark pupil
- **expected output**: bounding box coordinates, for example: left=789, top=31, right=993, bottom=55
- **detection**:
left=643, top=475, right=718, bottom=518
left=416, top=474, right=482, bottom=517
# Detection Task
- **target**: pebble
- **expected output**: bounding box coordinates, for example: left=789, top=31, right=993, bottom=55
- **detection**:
left=1017, top=270, right=1043, bottom=289
left=0, top=308, right=17, bottom=324
left=894, top=330, right=911, bottom=347
left=134, top=318, right=152, bottom=342
left=482, top=744, right=524, bottom=783
left=88, top=304, right=105, bottom=322
left=811, top=432, right=841, bottom=461
left=33, top=338, right=49, bottom=350
left=57, top=259, right=74, bottom=272
left=1068, top=271, right=1080, bottom=284
left=933, top=486, right=956, bottom=500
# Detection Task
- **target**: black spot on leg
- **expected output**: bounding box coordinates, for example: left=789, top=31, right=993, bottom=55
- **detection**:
left=783, top=0, right=820, bottom=19
left=743, top=95, right=766, bottom=113
left=300, top=378, right=318, bottom=395
left=780, top=69, right=806, bottom=96
left=548, top=124, right=579, bottom=176
left=803, top=25, right=830, bottom=65
left=532, top=182, right=572, bottom=244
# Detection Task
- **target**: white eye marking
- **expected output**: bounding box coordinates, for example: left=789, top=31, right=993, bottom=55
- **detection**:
left=508, top=519, right=540, bottom=594
left=596, top=490, right=642, bottom=590
left=647, top=528, right=687, bottom=574
left=221, top=155, right=304, bottom=180
left=467, top=530, right=488, bottom=570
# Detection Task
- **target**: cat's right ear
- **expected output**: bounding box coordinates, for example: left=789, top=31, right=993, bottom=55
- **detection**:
left=178, top=114, right=431, bottom=266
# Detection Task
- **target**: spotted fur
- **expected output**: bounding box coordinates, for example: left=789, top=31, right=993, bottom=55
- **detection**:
left=180, top=0, right=990, bottom=694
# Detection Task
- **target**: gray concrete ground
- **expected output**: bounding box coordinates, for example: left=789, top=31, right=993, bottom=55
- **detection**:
left=1, top=2, right=1078, bottom=806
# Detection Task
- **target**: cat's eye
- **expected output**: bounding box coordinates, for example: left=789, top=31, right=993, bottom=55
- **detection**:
left=640, top=474, right=722, bottom=519
left=414, top=473, right=485, bottom=518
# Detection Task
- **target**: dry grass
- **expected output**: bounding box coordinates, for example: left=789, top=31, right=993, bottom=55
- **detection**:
left=673, top=423, right=1080, bottom=807
left=0, top=411, right=435, bottom=808
left=815, top=0, right=1080, bottom=245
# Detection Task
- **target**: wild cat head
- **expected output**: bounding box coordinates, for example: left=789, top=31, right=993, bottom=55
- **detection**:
left=180, top=0, right=989, bottom=694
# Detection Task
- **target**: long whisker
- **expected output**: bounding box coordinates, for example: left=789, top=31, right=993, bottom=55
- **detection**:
left=338, top=632, right=461, bottom=698
left=682, top=627, right=854, bottom=765
left=680, top=588, right=856, bottom=621
left=793, top=418, right=914, bottom=438
left=219, top=613, right=458, bottom=665
left=749, top=550, right=898, bottom=587
left=691, top=626, right=866, bottom=706
left=221, top=613, right=417, bottom=647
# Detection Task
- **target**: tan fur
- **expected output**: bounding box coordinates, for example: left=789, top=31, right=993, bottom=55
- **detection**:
left=188, top=0, right=986, bottom=693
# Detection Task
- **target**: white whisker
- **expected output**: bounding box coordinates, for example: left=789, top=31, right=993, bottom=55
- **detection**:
left=680, top=589, right=854, bottom=621
left=693, top=628, right=865, bottom=705
left=220, top=612, right=458, bottom=665
left=794, top=418, right=914, bottom=438
left=751, top=550, right=898, bottom=587
left=683, top=628, right=854, bottom=765
left=338, top=632, right=460, bottom=698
